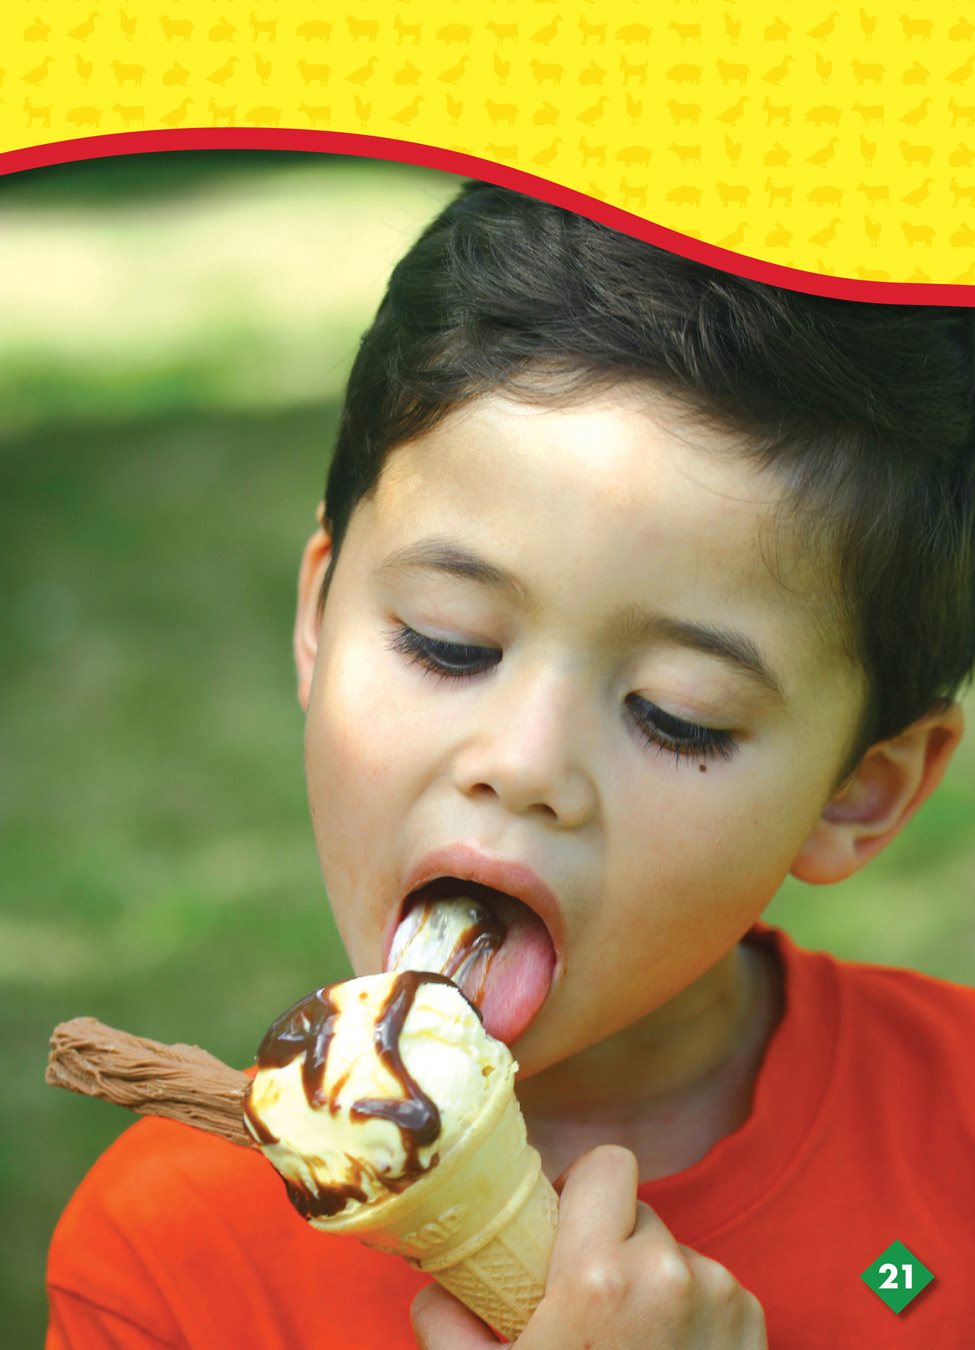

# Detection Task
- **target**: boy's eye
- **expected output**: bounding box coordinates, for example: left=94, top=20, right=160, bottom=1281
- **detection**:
left=627, top=696, right=738, bottom=765
left=387, top=625, right=500, bottom=678
left=387, top=625, right=739, bottom=765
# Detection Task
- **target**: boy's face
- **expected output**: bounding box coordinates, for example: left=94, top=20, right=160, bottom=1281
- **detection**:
left=299, top=389, right=866, bottom=1080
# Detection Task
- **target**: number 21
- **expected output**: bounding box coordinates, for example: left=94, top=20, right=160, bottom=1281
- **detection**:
left=879, top=1263, right=914, bottom=1290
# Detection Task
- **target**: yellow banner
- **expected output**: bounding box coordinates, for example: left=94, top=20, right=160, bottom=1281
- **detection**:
left=2, top=0, right=974, bottom=286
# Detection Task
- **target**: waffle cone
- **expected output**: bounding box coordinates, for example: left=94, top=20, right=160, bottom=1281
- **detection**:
left=309, top=1060, right=558, bottom=1339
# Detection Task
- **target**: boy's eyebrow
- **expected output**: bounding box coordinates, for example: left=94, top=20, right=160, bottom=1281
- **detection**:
left=377, top=539, right=532, bottom=604
left=377, top=539, right=785, bottom=700
left=610, top=606, right=785, bottom=701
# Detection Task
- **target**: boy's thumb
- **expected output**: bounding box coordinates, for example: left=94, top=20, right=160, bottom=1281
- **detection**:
left=410, top=1282, right=504, bottom=1347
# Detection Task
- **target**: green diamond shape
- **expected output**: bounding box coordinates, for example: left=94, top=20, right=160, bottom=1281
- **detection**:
left=861, top=1240, right=934, bottom=1313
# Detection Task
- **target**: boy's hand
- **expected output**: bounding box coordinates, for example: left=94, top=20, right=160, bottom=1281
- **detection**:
left=410, top=1145, right=767, bottom=1348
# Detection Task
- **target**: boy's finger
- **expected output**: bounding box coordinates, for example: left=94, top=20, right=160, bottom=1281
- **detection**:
left=546, top=1145, right=644, bottom=1283
left=410, top=1283, right=502, bottom=1348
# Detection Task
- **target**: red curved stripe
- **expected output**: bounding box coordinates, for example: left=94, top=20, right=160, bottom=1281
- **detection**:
left=1, top=127, right=972, bottom=305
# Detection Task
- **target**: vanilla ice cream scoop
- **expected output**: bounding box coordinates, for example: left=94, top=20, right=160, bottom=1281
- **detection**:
left=243, top=967, right=558, bottom=1338
left=243, top=970, right=512, bottom=1221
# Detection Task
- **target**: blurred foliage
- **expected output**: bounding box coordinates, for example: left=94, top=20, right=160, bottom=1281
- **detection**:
left=1, top=402, right=352, bottom=1341
left=2, top=152, right=973, bottom=1344
left=0, top=149, right=330, bottom=207
left=0, top=151, right=462, bottom=434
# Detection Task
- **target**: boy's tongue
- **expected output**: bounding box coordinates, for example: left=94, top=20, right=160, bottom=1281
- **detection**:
left=386, top=888, right=555, bottom=1046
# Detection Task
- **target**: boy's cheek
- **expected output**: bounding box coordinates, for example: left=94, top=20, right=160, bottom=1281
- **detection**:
left=645, top=757, right=836, bottom=910
left=302, top=648, right=421, bottom=920
left=305, top=696, right=381, bottom=842
left=306, top=637, right=398, bottom=781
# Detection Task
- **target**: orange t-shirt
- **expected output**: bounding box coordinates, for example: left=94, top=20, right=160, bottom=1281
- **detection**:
left=47, top=925, right=975, bottom=1347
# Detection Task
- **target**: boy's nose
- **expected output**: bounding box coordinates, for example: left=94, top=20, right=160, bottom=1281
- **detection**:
left=450, top=665, right=598, bottom=829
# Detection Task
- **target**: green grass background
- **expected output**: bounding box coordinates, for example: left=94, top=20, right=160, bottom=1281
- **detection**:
left=2, top=154, right=973, bottom=1343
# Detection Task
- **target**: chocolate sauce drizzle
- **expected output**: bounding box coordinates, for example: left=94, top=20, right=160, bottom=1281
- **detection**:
left=255, top=985, right=341, bottom=1106
left=285, top=1173, right=368, bottom=1219
left=249, top=971, right=462, bottom=1218
left=442, top=908, right=505, bottom=1005
left=350, top=971, right=447, bottom=1172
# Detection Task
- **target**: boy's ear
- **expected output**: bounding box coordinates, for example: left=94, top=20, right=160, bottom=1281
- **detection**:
left=293, top=502, right=333, bottom=711
left=790, top=702, right=964, bottom=885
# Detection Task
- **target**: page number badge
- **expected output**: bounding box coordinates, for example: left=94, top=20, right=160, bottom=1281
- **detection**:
left=861, top=1240, right=934, bottom=1313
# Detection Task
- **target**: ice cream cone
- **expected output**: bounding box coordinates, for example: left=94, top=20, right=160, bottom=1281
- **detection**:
left=309, top=1055, right=558, bottom=1340
left=48, top=973, right=559, bottom=1338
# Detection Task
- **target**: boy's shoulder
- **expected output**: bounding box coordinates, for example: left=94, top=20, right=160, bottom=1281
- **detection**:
left=828, top=936, right=975, bottom=1103
left=792, top=925, right=975, bottom=1034
left=767, top=920, right=975, bottom=1042
left=669, top=927, right=975, bottom=1344
left=764, top=922, right=975, bottom=1135
left=47, top=1115, right=427, bottom=1347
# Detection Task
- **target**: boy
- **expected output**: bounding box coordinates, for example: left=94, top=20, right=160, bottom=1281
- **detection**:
left=48, top=181, right=975, bottom=1347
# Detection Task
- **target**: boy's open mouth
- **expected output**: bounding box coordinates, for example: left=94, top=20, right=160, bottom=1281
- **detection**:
left=384, top=877, right=556, bottom=1047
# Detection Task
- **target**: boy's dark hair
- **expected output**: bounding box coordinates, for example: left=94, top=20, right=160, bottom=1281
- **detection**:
left=323, top=180, right=975, bottom=780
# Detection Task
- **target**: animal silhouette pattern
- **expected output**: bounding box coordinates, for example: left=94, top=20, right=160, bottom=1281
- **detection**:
left=2, top=1, right=974, bottom=282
